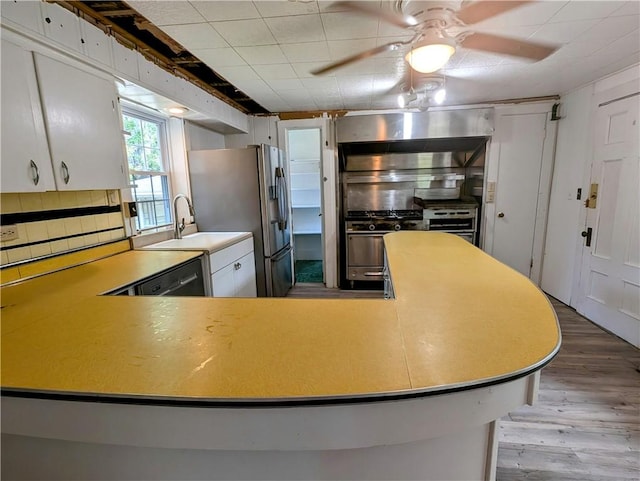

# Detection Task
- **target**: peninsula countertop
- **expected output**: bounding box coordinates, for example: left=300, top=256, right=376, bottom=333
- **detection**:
left=0, top=232, right=560, bottom=404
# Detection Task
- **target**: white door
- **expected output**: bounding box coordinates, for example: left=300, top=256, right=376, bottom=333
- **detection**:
left=576, top=91, right=640, bottom=347
left=490, top=112, right=550, bottom=280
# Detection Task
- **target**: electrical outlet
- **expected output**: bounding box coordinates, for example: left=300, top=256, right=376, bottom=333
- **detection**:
left=107, top=190, right=119, bottom=206
left=1, top=225, right=19, bottom=242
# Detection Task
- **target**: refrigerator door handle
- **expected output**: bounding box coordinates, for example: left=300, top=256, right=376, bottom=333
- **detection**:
left=272, top=244, right=292, bottom=262
left=275, top=169, right=288, bottom=230
left=281, top=170, right=289, bottom=225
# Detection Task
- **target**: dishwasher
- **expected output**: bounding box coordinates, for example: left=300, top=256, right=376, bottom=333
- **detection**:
left=136, top=257, right=206, bottom=296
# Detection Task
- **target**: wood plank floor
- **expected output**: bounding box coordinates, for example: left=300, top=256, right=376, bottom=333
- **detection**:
left=496, top=297, right=640, bottom=481
left=287, top=286, right=640, bottom=480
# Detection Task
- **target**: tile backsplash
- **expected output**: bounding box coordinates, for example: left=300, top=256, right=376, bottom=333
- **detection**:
left=1, top=190, right=126, bottom=266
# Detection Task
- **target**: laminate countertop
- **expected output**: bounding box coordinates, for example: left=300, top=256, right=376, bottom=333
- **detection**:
left=0, top=232, right=560, bottom=405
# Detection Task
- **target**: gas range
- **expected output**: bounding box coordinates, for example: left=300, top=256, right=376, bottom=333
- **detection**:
left=345, top=209, right=424, bottom=232
left=343, top=200, right=479, bottom=286
left=345, top=209, right=424, bottom=221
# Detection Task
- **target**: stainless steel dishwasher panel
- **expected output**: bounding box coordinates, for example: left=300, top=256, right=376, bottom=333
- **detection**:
left=136, top=257, right=206, bottom=296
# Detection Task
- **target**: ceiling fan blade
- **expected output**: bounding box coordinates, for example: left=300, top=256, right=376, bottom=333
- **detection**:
left=461, top=33, right=558, bottom=61
left=311, top=42, right=400, bottom=75
left=333, top=1, right=418, bottom=29
left=457, top=1, right=533, bottom=25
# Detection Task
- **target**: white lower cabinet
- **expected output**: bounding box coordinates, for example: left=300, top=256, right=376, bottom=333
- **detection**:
left=210, top=238, right=257, bottom=298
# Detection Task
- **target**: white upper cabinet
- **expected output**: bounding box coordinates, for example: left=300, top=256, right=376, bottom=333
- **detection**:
left=33, top=53, right=128, bottom=191
left=1, top=39, right=55, bottom=192
left=41, top=1, right=82, bottom=53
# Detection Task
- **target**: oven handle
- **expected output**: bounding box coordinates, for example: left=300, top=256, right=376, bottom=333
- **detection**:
left=363, top=271, right=384, bottom=277
left=347, top=231, right=394, bottom=235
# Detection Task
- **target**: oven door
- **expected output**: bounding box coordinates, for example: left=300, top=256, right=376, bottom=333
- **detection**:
left=454, top=232, right=475, bottom=243
left=347, top=233, right=388, bottom=281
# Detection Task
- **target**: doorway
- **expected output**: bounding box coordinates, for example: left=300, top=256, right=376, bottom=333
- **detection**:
left=574, top=86, right=639, bottom=347
left=286, top=127, right=324, bottom=284
left=484, top=104, right=557, bottom=285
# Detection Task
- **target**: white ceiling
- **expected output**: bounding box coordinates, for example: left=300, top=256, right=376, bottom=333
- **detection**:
left=126, top=0, right=640, bottom=113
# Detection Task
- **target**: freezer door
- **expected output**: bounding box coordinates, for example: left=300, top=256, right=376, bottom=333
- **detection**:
left=259, top=145, right=291, bottom=256
left=266, top=244, right=293, bottom=297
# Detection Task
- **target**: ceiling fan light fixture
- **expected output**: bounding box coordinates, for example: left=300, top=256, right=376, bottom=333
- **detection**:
left=397, top=90, right=417, bottom=108
left=433, top=88, right=446, bottom=104
left=406, top=37, right=456, bottom=73
left=398, top=89, right=418, bottom=109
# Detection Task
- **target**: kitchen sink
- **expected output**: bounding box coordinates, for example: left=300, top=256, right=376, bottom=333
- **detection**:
left=141, top=232, right=252, bottom=255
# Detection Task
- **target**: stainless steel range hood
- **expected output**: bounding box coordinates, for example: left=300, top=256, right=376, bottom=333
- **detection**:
left=337, top=108, right=494, bottom=143
left=337, top=109, right=493, bottom=173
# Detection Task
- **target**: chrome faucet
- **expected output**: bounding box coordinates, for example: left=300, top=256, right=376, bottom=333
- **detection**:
left=173, top=194, right=195, bottom=239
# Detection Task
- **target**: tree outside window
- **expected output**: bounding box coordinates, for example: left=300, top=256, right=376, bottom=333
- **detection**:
left=122, top=112, right=172, bottom=231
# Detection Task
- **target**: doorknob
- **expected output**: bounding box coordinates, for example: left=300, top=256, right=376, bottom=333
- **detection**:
left=581, top=227, right=593, bottom=247
left=497, top=212, right=505, bottom=218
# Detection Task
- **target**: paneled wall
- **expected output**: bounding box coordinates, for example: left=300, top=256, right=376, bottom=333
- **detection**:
left=0, top=190, right=126, bottom=266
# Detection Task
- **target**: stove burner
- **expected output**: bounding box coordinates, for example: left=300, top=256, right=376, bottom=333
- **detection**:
left=346, top=209, right=423, bottom=221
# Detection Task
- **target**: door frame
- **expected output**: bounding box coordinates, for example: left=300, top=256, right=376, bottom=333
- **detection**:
left=571, top=78, right=640, bottom=346
left=482, top=102, right=558, bottom=285
left=277, top=117, right=338, bottom=288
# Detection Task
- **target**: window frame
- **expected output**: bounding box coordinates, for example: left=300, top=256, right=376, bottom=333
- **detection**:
left=121, top=107, right=173, bottom=233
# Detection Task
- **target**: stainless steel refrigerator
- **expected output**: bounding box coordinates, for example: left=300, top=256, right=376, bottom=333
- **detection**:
left=188, top=144, right=292, bottom=297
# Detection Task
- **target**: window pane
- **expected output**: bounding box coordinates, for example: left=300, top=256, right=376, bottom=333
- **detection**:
left=131, top=173, right=171, bottom=231
left=123, top=111, right=171, bottom=231
left=142, top=121, right=160, bottom=149
left=124, top=116, right=143, bottom=147
left=126, top=145, right=145, bottom=171
left=144, top=148, right=162, bottom=172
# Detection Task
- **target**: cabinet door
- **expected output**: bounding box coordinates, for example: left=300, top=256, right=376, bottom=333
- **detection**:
left=33, top=53, right=128, bottom=190
left=211, top=264, right=236, bottom=298
left=234, top=251, right=257, bottom=297
left=1, top=39, right=55, bottom=192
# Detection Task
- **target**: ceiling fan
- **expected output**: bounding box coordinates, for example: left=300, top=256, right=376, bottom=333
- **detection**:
left=311, top=0, right=559, bottom=76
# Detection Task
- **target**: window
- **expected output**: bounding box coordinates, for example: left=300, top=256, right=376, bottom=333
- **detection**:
left=122, top=111, right=172, bottom=231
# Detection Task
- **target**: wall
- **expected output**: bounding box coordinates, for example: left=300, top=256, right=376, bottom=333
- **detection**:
left=540, top=85, right=594, bottom=304
left=0, top=191, right=126, bottom=266
left=225, top=116, right=279, bottom=148
left=185, top=121, right=226, bottom=151
left=541, top=63, right=640, bottom=307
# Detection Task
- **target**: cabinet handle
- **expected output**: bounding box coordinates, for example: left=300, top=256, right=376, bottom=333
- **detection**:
left=61, top=161, right=70, bottom=184
left=234, top=262, right=242, bottom=270
left=29, top=160, right=40, bottom=186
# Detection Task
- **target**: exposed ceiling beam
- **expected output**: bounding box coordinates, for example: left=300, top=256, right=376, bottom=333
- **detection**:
left=96, top=9, right=137, bottom=17
left=50, top=1, right=269, bottom=114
